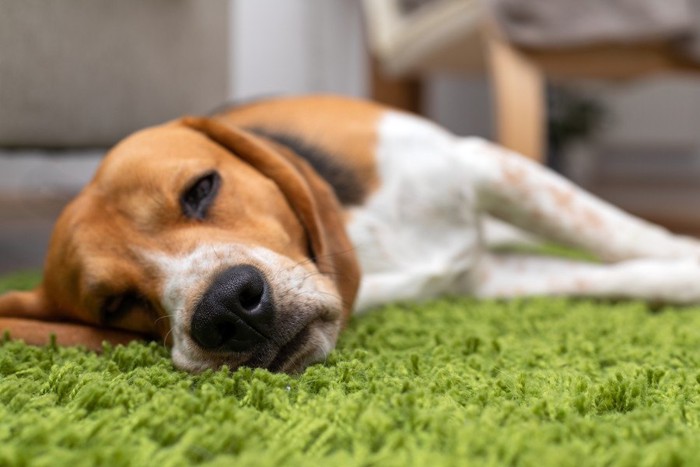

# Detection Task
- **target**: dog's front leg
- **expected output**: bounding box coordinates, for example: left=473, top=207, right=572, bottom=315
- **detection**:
left=459, top=139, right=700, bottom=262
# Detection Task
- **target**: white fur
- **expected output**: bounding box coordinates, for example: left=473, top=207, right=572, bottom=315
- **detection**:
left=348, top=111, right=700, bottom=309
left=142, top=243, right=341, bottom=372
left=347, top=112, right=483, bottom=311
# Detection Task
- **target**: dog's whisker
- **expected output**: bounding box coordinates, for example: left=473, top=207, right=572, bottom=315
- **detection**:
left=161, top=327, right=174, bottom=348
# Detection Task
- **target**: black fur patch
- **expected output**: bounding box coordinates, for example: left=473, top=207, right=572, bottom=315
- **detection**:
left=247, top=128, right=367, bottom=206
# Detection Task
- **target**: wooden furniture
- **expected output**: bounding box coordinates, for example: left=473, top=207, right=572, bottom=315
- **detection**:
left=487, top=32, right=700, bottom=162
left=363, top=0, right=700, bottom=161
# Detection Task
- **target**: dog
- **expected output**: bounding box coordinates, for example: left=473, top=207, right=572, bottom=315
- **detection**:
left=3, top=95, right=700, bottom=373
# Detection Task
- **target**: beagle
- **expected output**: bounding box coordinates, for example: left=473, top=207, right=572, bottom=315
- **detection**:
left=3, top=95, right=700, bottom=373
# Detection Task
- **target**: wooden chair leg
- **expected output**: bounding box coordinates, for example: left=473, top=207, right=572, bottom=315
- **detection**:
left=486, top=31, right=546, bottom=162
left=369, top=57, right=423, bottom=114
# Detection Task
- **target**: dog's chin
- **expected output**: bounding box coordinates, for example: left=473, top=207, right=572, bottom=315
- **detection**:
left=171, top=320, right=340, bottom=374
left=267, top=319, right=340, bottom=374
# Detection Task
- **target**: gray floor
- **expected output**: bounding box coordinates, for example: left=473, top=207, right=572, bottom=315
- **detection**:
left=0, top=150, right=103, bottom=274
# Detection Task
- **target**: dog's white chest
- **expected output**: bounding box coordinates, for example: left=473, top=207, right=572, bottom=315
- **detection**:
left=347, top=112, right=483, bottom=312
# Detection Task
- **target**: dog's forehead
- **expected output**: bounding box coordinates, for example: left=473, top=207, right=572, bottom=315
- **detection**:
left=111, top=124, right=222, bottom=158
left=90, top=125, right=267, bottom=230
left=97, top=125, right=230, bottom=183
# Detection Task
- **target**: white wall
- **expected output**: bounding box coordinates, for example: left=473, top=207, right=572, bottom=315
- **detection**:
left=229, top=0, right=368, bottom=100
left=596, top=78, right=700, bottom=148
left=227, top=0, right=495, bottom=138
left=424, top=74, right=493, bottom=138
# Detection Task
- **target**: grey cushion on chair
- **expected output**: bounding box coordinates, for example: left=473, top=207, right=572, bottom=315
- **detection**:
left=0, top=0, right=228, bottom=148
left=489, top=0, right=695, bottom=49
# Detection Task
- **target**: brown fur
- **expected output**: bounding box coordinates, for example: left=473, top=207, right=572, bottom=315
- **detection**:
left=0, top=317, right=145, bottom=349
left=182, top=117, right=360, bottom=319
left=217, top=95, right=383, bottom=195
left=0, top=96, right=372, bottom=352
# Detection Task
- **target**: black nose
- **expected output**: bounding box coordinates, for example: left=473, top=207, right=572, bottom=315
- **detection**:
left=190, top=265, right=274, bottom=352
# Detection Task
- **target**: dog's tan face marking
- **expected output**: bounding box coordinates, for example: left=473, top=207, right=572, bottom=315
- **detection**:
left=40, top=124, right=345, bottom=373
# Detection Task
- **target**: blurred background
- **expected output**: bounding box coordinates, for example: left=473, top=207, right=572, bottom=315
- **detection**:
left=4, top=0, right=700, bottom=273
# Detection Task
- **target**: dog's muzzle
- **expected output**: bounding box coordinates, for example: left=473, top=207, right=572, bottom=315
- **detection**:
left=190, top=265, right=274, bottom=352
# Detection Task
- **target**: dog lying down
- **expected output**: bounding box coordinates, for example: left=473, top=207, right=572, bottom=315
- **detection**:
left=3, top=95, right=700, bottom=374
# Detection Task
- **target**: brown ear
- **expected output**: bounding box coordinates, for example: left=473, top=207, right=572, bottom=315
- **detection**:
left=0, top=288, right=147, bottom=351
left=182, top=117, right=360, bottom=321
left=0, top=288, right=50, bottom=320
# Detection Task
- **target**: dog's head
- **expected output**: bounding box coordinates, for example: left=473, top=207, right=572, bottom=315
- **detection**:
left=0, top=118, right=360, bottom=373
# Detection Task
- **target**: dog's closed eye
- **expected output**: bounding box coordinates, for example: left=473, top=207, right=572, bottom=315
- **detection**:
left=181, top=171, right=221, bottom=220
left=100, top=291, right=150, bottom=325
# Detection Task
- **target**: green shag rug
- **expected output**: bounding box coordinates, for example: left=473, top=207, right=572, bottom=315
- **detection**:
left=2, top=270, right=700, bottom=466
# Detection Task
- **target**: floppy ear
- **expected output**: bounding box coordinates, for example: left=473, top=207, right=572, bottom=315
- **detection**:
left=0, top=288, right=50, bottom=320
left=182, top=117, right=361, bottom=322
left=0, top=288, right=147, bottom=350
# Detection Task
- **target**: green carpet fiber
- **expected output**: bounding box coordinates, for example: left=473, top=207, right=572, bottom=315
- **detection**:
left=2, top=271, right=700, bottom=466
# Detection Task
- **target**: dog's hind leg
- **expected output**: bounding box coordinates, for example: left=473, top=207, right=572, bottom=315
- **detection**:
left=458, top=138, right=700, bottom=262
left=482, top=216, right=541, bottom=250
left=474, top=253, right=700, bottom=304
